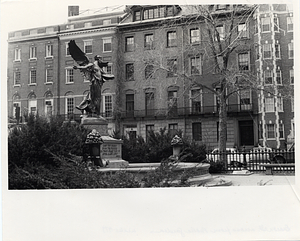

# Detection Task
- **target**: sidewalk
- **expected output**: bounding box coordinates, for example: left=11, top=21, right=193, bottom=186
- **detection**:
left=210, top=173, right=295, bottom=186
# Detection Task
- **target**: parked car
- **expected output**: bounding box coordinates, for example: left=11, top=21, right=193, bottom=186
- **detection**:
left=206, top=148, right=249, bottom=167
left=248, top=146, right=272, bottom=163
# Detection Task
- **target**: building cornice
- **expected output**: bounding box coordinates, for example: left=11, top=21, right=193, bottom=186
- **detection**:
left=8, top=33, right=58, bottom=43
left=58, top=26, right=116, bottom=39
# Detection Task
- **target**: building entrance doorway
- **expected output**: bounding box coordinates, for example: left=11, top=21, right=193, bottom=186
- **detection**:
left=239, top=120, right=254, bottom=146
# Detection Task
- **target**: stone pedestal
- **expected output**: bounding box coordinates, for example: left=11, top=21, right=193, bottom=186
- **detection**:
left=101, top=136, right=129, bottom=168
left=81, top=116, right=108, bottom=136
left=81, top=116, right=128, bottom=168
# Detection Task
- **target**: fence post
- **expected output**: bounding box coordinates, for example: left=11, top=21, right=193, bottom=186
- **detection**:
left=243, top=145, right=247, bottom=168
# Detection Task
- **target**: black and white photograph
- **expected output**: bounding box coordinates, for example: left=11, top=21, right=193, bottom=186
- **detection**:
left=1, top=0, right=299, bottom=240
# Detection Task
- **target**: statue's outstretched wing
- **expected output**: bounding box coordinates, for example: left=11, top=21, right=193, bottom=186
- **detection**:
left=68, top=40, right=90, bottom=66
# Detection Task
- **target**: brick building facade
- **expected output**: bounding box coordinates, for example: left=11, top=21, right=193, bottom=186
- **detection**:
left=7, top=4, right=294, bottom=150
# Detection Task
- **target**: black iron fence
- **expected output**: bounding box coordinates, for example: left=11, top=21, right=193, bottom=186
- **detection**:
left=206, top=149, right=295, bottom=172
left=120, top=104, right=253, bottom=119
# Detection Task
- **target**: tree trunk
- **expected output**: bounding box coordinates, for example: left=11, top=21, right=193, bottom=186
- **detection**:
left=218, top=86, right=228, bottom=169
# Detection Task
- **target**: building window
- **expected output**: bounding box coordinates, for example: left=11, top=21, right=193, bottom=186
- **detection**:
left=66, top=97, right=74, bottom=116
left=265, top=97, right=275, bottom=112
left=14, top=71, right=21, bottom=85
left=46, top=69, right=53, bottom=83
left=263, top=44, right=272, bottom=59
left=145, top=64, right=154, bottom=79
left=215, top=25, right=224, bottom=41
left=125, top=36, right=134, bottom=52
left=276, top=69, right=282, bottom=85
left=279, top=123, right=284, bottom=139
left=145, top=92, right=155, bottom=116
left=274, top=17, right=279, bottom=32
left=168, top=90, right=178, bottom=116
left=190, top=28, right=200, bottom=44
left=103, top=63, right=112, bottom=75
left=46, top=44, right=53, bottom=57
left=65, top=43, right=70, bottom=56
left=290, top=69, right=294, bottom=84
left=287, top=16, right=293, bottom=32
left=240, top=89, right=251, bottom=111
left=45, top=99, right=53, bottom=117
left=166, top=6, right=174, bottom=16
left=167, top=58, right=177, bottom=77
left=103, top=38, right=112, bottom=52
left=275, top=44, right=281, bottom=59
left=277, top=96, right=283, bottom=112
left=143, top=8, right=154, bottom=19
left=168, top=123, right=178, bottom=138
left=144, top=34, right=154, bottom=50
left=261, top=17, right=271, bottom=32
left=14, top=48, right=21, bottom=61
left=264, top=70, right=273, bottom=85
left=191, top=56, right=202, bottom=75
left=29, top=69, right=36, bottom=84
left=84, top=40, right=93, bottom=54
left=266, top=124, right=275, bottom=139
left=192, top=122, right=202, bottom=141
left=190, top=88, right=202, bottom=114
left=238, top=23, right=249, bottom=38
left=288, top=42, right=293, bottom=59
left=66, top=68, right=74, bottom=83
left=146, top=124, right=154, bottom=141
left=125, top=63, right=134, bottom=81
left=13, top=102, right=21, bottom=120
left=103, top=19, right=111, bottom=25
left=28, top=99, right=37, bottom=116
left=29, top=46, right=37, bottom=59
left=167, top=31, right=177, bottom=47
left=103, top=95, right=113, bottom=117
left=238, top=52, right=250, bottom=71
left=126, top=94, right=134, bottom=117
left=134, top=11, right=141, bottom=21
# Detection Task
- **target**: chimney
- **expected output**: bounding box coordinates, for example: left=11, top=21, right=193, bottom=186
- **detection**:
left=68, top=6, right=79, bottom=17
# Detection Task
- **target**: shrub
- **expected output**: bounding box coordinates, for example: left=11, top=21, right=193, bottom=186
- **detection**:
left=8, top=114, right=89, bottom=188
left=208, top=161, right=226, bottom=173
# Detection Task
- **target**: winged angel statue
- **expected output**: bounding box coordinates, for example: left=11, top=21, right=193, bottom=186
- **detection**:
left=68, top=40, right=114, bottom=117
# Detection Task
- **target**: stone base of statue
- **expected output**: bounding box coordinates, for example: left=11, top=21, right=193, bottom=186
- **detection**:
left=81, top=116, right=129, bottom=168
left=101, top=136, right=129, bottom=168
left=81, top=116, right=109, bottom=136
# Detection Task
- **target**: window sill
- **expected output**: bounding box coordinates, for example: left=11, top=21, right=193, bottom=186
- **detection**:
left=45, top=82, right=53, bottom=85
left=28, top=83, right=37, bottom=86
left=29, top=58, right=37, bottom=61
left=103, top=50, right=112, bottom=53
left=66, top=82, right=74, bottom=85
left=13, top=85, right=21, bottom=87
left=13, top=60, right=21, bottom=63
left=45, top=56, right=53, bottom=59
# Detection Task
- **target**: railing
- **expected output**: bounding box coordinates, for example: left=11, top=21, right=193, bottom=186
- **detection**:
left=206, top=149, right=295, bottom=172
left=120, top=104, right=253, bottom=119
